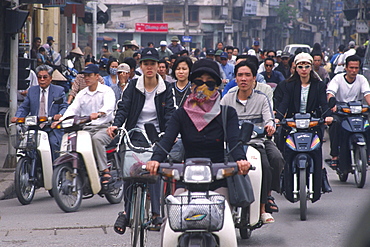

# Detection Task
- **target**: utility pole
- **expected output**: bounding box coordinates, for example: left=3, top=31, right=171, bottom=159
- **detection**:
left=226, top=0, right=233, bottom=46
left=5, top=0, right=19, bottom=168
left=92, top=0, right=97, bottom=58
left=184, top=0, right=190, bottom=51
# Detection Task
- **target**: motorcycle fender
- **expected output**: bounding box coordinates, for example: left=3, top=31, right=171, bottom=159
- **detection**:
left=38, top=131, right=53, bottom=190
left=245, top=145, right=262, bottom=226
left=293, top=154, right=311, bottom=169
left=350, top=133, right=367, bottom=147
left=162, top=191, right=237, bottom=247
left=77, top=131, right=101, bottom=194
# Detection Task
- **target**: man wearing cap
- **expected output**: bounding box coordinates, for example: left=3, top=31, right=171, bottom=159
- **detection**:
left=336, top=41, right=356, bottom=70
left=12, top=65, right=68, bottom=161
left=111, top=63, right=130, bottom=102
left=276, top=50, right=282, bottom=64
left=252, top=40, right=263, bottom=61
left=209, top=49, right=227, bottom=83
left=275, top=52, right=291, bottom=79
left=111, top=44, right=121, bottom=60
left=220, top=51, right=234, bottom=81
left=157, top=41, right=173, bottom=59
left=168, top=36, right=184, bottom=54
left=43, top=36, right=55, bottom=66
left=54, top=63, right=116, bottom=183
left=101, top=44, right=111, bottom=59
left=109, top=48, right=175, bottom=234
left=118, top=40, right=135, bottom=63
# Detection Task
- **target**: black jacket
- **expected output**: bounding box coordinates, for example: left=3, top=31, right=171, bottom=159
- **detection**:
left=276, top=78, right=330, bottom=120
left=113, top=76, right=175, bottom=131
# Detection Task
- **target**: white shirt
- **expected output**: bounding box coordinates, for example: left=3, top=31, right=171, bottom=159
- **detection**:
left=327, top=73, right=370, bottom=102
left=136, top=86, right=159, bottom=132
left=62, top=82, right=116, bottom=125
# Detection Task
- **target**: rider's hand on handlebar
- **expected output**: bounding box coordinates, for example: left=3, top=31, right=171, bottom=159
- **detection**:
left=237, top=160, right=250, bottom=175
left=107, top=126, right=118, bottom=139
left=265, top=125, right=275, bottom=136
left=53, top=114, right=62, bottom=121
left=325, top=116, right=334, bottom=125
left=51, top=120, right=61, bottom=129
left=11, top=117, right=18, bottom=123
left=146, top=160, right=160, bottom=175
left=331, top=105, right=337, bottom=112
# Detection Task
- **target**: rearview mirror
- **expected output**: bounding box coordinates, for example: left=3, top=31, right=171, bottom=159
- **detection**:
left=328, top=97, right=337, bottom=109
left=67, top=60, right=74, bottom=69
left=144, top=123, right=160, bottom=143
left=240, top=122, right=254, bottom=144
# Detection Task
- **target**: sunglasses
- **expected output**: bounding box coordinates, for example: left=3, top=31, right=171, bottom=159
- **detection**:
left=265, top=64, right=273, bottom=67
left=117, top=71, right=128, bottom=74
left=297, top=65, right=311, bottom=70
left=37, top=75, right=49, bottom=79
left=193, top=80, right=217, bottom=88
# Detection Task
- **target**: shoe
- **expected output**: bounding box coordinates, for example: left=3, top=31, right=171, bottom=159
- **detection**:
left=265, top=196, right=279, bottom=213
left=322, top=168, right=332, bottom=193
left=327, top=158, right=339, bottom=170
left=261, top=213, right=275, bottom=224
left=114, top=212, right=129, bottom=235
left=148, top=216, right=163, bottom=231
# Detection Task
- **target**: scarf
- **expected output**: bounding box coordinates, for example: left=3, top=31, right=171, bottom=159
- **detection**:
left=183, top=85, right=220, bottom=131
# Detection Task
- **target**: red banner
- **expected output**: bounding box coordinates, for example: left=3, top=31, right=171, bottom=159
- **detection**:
left=135, top=23, right=168, bottom=32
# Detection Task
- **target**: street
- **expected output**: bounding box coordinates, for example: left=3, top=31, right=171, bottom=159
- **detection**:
left=0, top=140, right=369, bottom=247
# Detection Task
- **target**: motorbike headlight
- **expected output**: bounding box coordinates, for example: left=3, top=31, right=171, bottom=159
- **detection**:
left=295, top=119, right=310, bottom=129
left=350, top=106, right=362, bottom=114
left=25, top=116, right=38, bottom=126
left=184, top=165, right=212, bottom=183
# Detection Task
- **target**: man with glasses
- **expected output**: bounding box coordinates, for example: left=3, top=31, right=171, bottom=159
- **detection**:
left=12, top=65, right=68, bottom=160
left=258, top=50, right=279, bottom=73
left=54, top=63, right=116, bottom=182
left=225, top=46, right=236, bottom=65
left=275, top=52, right=291, bottom=79
left=260, top=58, right=285, bottom=89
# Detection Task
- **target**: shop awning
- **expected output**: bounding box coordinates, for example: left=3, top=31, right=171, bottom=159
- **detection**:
left=97, top=36, right=116, bottom=42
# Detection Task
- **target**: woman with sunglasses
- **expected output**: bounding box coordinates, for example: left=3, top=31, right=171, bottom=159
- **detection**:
left=275, top=53, right=333, bottom=201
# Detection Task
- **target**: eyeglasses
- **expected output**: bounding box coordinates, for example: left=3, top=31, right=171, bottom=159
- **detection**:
left=37, top=75, right=49, bottom=79
left=297, top=65, right=311, bottom=70
left=265, top=64, right=273, bottom=67
left=193, top=80, right=217, bottom=88
left=117, top=71, right=128, bottom=74
left=267, top=56, right=275, bottom=58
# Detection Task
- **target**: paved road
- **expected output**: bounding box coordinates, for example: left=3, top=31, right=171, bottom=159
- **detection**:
left=0, top=138, right=369, bottom=246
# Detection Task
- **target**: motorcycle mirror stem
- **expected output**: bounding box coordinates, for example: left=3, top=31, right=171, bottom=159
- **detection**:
left=321, top=97, right=337, bottom=120
left=225, top=122, right=254, bottom=157
left=144, top=123, right=174, bottom=164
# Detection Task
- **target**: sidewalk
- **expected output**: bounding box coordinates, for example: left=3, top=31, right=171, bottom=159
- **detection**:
left=0, top=127, right=15, bottom=200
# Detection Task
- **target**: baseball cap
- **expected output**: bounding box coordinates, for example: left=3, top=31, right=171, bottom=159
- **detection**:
left=215, top=50, right=223, bottom=56
left=112, top=44, right=118, bottom=49
left=117, top=63, right=130, bottom=73
left=171, top=36, right=179, bottom=42
left=220, top=52, right=228, bottom=59
left=47, top=36, right=54, bottom=42
left=206, top=49, right=215, bottom=55
left=253, top=40, right=260, bottom=46
left=140, top=48, right=159, bottom=62
left=349, top=41, right=356, bottom=48
left=281, top=52, right=290, bottom=58
left=276, top=50, right=282, bottom=57
left=80, top=64, right=99, bottom=74
left=160, top=41, right=167, bottom=46
left=247, top=49, right=256, bottom=56
left=294, top=52, right=313, bottom=65
left=190, top=59, right=222, bottom=86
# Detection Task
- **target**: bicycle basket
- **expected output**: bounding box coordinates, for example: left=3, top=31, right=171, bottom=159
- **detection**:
left=11, top=130, right=40, bottom=150
left=166, top=194, right=225, bottom=232
left=121, top=128, right=157, bottom=183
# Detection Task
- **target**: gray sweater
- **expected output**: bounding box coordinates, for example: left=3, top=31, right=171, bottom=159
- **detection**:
left=220, top=89, right=274, bottom=128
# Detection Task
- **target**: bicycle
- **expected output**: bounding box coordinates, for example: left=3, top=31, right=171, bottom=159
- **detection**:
left=119, top=127, right=158, bottom=247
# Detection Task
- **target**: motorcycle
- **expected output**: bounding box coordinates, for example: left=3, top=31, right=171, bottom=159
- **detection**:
left=144, top=122, right=254, bottom=247
left=51, top=115, right=124, bottom=212
left=334, top=100, right=370, bottom=188
left=233, top=124, right=263, bottom=239
left=279, top=98, right=335, bottom=220
left=12, top=97, right=63, bottom=205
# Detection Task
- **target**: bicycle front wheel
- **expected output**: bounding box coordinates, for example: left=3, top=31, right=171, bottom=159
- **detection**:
left=131, top=186, right=142, bottom=247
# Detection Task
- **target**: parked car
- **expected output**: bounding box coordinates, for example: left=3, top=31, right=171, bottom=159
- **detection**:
left=283, top=44, right=311, bottom=55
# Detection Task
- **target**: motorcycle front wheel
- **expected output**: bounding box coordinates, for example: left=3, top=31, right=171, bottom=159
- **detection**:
left=52, top=163, right=83, bottom=212
left=299, top=169, right=307, bottom=221
left=15, top=156, right=36, bottom=205
left=354, top=145, right=367, bottom=188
